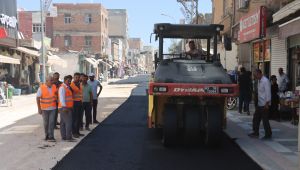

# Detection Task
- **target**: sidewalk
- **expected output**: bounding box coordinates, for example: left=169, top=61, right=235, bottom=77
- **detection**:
left=0, top=81, right=129, bottom=170
left=225, top=103, right=299, bottom=170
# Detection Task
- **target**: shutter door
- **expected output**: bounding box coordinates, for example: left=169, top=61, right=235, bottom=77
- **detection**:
left=271, top=36, right=287, bottom=77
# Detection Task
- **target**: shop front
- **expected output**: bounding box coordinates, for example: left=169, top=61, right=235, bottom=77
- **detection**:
left=278, top=15, right=300, bottom=91
left=238, top=6, right=267, bottom=74
left=252, top=39, right=271, bottom=77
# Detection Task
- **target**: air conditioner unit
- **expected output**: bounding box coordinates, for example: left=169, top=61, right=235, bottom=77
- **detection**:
left=238, top=0, right=249, bottom=9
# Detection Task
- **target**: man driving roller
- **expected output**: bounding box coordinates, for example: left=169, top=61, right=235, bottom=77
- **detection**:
left=186, top=40, right=206, bottom=60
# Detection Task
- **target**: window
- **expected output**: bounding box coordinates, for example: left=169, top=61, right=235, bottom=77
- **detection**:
left=85, top=14, right=92, bottom=24
left=32, top=23, right=45, bottom=33
left=64, top=35, right=71, bottom=47
left=85, top=36, right=92, bottom=46
left=238, top=0, right=249, bottom=9
left=105, top=18, right=108, bottom=28
left=64, top=13, right=71, bottom=24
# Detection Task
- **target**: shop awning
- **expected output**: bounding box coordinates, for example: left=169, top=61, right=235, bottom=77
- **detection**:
left=273, top=0, right=300, bottom=23
left=0, top=55, right=20, bottom=64
left=279, top=16, right=300, bottom=39
left=84, top=58, right=98, bottom=68
left=47, top=55, right=67, bottom=67
left=97, top=59, right=112, bottom=68
left=14, top=47, right=39, bottom=57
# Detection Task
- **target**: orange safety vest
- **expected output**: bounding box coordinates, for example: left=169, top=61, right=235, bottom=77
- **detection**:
left=70, top=82, right=82, bottom=101
left=40, top=84, right=57, bottom=110
left=58, top=84, right=73, bottom=108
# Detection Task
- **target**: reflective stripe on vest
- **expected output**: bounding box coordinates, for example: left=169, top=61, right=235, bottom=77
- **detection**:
left=40, top=84, right=57, bottom=110
left=58, top=84, right=73, bottom=108
left=72, top=83, right=82, bottom=101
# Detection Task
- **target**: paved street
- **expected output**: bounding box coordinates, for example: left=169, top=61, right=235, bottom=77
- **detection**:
left=0, top=75, right=299, bottom=170
left=53, top=75, right=261, bottom=170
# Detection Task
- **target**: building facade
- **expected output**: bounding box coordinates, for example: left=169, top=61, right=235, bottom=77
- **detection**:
left=50, top=3, right=108, bottom=77
left=108, top=9, right=129, bottom=77
left=212, top=0, right=300, bottom=91
left=52, top=3, right=108, bottom=54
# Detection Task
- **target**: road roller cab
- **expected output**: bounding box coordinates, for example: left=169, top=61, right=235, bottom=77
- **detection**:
left=148, top=23, right=239, bottom=147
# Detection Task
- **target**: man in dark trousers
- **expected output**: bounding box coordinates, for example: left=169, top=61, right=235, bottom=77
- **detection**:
left=238, top=67, right=252, bottom=115
left=70, top=73, right=84, bottom=138
left=248, top=69, right=272, bottom=139
left=58, top=75, right=75, bottom=142
left=53, top=72, right=62, bottom=129
left=88, top=73, right=102, bottom=124
left=82, top=74, right=93, bottom=130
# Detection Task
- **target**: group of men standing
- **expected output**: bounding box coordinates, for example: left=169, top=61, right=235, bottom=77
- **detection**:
left=36, top=72, right=102, bottom=142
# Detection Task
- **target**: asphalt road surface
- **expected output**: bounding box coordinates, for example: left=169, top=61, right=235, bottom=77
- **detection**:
left=53, top=80, right=262, bottom=170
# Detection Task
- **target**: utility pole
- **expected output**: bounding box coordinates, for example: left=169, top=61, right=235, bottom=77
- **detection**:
left=40, top=0, right=46, bottom=83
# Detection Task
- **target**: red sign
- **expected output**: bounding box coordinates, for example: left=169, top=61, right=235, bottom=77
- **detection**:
left=238, top=6, right=266, bottom=43
left=0, top=27, right=7, bottom=39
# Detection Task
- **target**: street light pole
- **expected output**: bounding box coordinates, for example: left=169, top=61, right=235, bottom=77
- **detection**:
left=40, top=0, right=46, bottom=83
left=161, top=13, right=176, bottom=23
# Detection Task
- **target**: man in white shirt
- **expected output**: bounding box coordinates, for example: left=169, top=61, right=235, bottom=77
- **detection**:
left=248, top=69, right=272, bottom=139
left=278, top=68, right=289, bottom=92
left=88, top=73, right=103, bottom=124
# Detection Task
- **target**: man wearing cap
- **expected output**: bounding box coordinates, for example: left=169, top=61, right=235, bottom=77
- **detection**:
left=88, top=73, right=103, bottom=124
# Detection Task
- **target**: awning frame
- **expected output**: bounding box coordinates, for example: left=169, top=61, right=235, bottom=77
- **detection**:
left=0, top=54, right=20, bottom=64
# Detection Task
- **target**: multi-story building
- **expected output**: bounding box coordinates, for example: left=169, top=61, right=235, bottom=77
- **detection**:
left=50, top=3, right=108, bottom=76
left=211, top=0, right=238, bottom=71
left=1, top=1, right=41, bottom=91
left=108, top=9, right=128, bottom=73
left=0, top=0, right=19, bottom=85
left=128, top=38, right=143, bottom=51
left=52, top=3, right=108, bottom=54
left=143, top=45, right=155, bottom=73
left=212, top=0, right=300, bottom=91
left=128, top=38, right=143, bottom=74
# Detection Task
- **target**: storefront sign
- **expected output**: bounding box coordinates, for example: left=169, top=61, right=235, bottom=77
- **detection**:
left=239, top=6, right=266, bottom=43
left=0, top=14, right=17, bottom=28
left=0, top=27, right=7, bottom=38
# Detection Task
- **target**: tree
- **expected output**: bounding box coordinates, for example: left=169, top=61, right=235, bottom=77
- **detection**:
left=168, top=40, right=182, bottom=54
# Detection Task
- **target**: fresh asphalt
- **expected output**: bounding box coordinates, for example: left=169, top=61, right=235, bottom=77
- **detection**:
left=53, top=79, right=262, bottom=170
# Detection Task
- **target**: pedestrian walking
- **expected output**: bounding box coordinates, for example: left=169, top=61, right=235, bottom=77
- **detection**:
left=36, top=75, right=57, bottom=142
left=248, top=69, right=272, bottom=139
left=53, top=72, right=62, bottom=129
left=238, top=67, right=252, bottom=115
left=278, top=68, right=289, bottom=93
left=270, top=75, right=279, bottom=120
left=58, top=75, right=75, bottom=141
left=70, top=72, right=84, bottom=138
left=82, top=74, right=93, bottom=130
left=88, top=73, right=102, bottom=124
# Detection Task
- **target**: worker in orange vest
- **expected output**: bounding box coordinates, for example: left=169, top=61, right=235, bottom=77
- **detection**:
left=70, top=72, right=84, bottom=138
left=58, top=75, right=74, bottom=141
left=36, top=75, right=57, bottom=142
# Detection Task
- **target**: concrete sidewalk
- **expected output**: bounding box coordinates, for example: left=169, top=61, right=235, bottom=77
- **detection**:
left=225, top=104, right=299, bottom=170
left=0, top=80, right=137, bottom=170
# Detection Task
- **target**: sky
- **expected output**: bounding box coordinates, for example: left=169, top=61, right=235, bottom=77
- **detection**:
left=17, top=0, right=212, bottom=48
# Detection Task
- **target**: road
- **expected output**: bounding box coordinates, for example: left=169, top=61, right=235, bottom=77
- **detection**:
left=53, top=75, right=261, bottom=170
